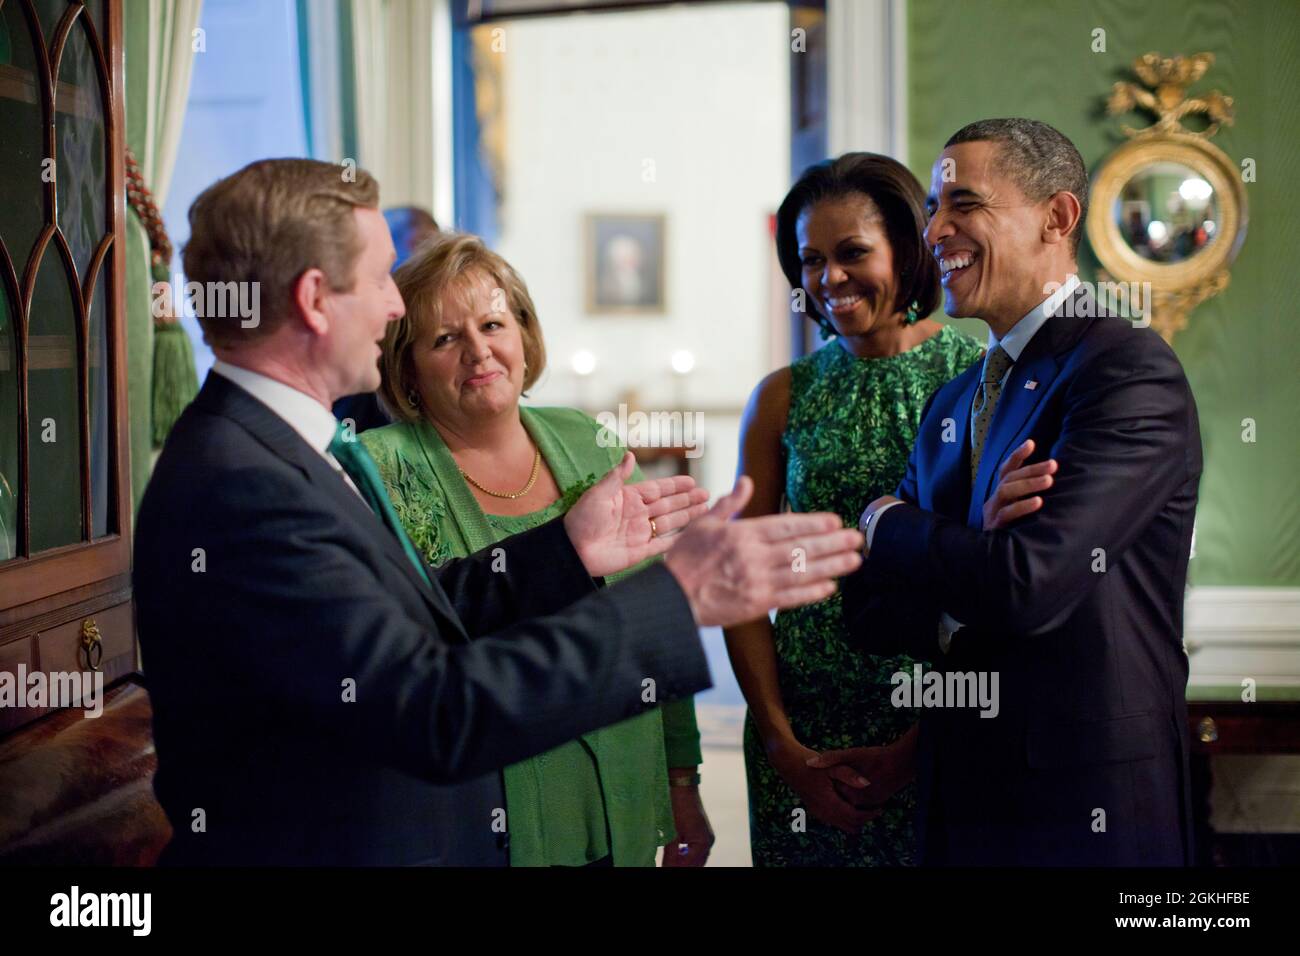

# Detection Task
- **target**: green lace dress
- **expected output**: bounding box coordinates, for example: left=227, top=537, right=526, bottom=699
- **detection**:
left=744, top=325, right=984, bottom=867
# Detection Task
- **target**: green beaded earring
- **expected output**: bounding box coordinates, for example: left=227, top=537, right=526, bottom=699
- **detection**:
left=902, top=300, right=921, bottom=326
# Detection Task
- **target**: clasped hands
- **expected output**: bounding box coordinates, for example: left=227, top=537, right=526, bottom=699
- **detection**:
left=562, top=452, right=865, bottom=627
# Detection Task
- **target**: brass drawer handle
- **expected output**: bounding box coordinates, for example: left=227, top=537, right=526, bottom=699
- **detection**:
left=80, top=618, right=104, bottom=672
left=1196, top=716, right=1219, bottom=744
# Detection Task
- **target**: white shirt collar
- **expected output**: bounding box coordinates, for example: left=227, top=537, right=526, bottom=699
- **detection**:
left=210, top=360, right=339, bottom=455
left=988, top=273, right=1081, bottom=363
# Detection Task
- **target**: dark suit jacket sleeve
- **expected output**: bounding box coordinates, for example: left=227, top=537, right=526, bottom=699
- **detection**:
left=840, top=391, right=942, bottom=660
left=869, top=333, right=1196, bottom=637
left=170, top=469, right=709, bottom=786
left=432, top=517, right=600, bottom=636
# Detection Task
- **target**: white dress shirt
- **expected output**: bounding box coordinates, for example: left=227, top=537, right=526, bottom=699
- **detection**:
left=986, top=273, right=1080, bottom=366
left=865, top=274, right=1081, bottom=652
left=210, top=360, right=364, bottom=499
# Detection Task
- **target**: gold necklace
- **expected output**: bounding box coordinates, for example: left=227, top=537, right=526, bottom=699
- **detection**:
left=460, top=447, right=542, bottom=499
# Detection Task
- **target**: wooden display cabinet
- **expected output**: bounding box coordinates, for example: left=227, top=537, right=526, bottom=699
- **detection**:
left=0, top=0, right=147, bottom=862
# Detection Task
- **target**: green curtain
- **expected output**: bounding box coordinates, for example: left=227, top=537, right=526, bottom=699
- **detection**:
left=124, top=0, right=205, bottom=513
left=124, top=7, right=153, bottom=515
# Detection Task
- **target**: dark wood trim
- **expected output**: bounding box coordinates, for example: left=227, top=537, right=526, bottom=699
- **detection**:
left=1188, top=702, right=1300, bottom=756
left=47, top=0, right=83, bottom=82
left=0, top=534, right=129, bottom=610
left=50, top=2, right=101, bottom=543
left=0, top=574, right=131, bottom=642
left=15, top=0, right=59, bottom=559
left=461, top=1, right=708, bottom=26
left=106, top=0, right=129, bottom=545
left=83, top=235, right=113, bottom=325
left=461, top=1, right=825, bottom=26
left=0, top=233, right=28, bottom=558
left=51, top=229, right=92, bottom=540
left=0, top=569, right=130, bottom=632
left=0, top=582, right=131, bottom=645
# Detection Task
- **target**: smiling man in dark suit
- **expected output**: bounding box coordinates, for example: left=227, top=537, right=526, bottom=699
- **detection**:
left=134, top=158, right=864, bottom=866
left=819, top=119, right=1202, bottom=865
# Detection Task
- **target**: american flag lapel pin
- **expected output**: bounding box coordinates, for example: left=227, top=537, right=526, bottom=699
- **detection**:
left=1024, top=380, right=1038, bottom=390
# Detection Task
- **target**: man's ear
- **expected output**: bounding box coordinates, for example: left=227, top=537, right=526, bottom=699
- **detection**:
left=291, top=267, right=331, bottom=336
left=1042, top=190, right=1083, bottom=248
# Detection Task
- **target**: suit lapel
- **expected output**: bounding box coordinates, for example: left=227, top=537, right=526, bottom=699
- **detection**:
left=308, top=449, right=463, bottom=628
left=935, top=368, right=979, bottom=519
left=966, top=346, right=1061, bottom=524
left=965, top=287, right=1095, bottom=525
left=194, top=375, right=462, bottom=629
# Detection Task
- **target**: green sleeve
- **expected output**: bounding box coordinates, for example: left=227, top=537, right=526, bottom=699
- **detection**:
left=551, top=407, right=709, bottom=769
left=661, top=697, right=703, bottom=768
left=621, top=439, right=703, bottom=770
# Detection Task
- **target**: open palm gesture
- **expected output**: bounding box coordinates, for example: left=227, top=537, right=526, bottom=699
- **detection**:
left=563, top=452, right=710, bottom=577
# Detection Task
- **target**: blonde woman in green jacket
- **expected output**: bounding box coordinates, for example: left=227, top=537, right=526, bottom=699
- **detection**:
left=360, top=232, right=711, bottom=867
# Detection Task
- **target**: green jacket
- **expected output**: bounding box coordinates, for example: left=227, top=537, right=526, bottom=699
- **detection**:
left=362, top=406, right=702, bottom=866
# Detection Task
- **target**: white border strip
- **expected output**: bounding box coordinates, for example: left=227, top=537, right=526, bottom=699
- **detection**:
left=1185, top=588, right=1300, bottom=687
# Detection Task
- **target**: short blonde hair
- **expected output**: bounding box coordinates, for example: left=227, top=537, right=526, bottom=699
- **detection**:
left=182, top=158, right=379, bottom=348
left=379, top=233, right=547, bottom=423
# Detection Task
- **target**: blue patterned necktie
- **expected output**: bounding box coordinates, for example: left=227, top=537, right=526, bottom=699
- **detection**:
left=969, top=344, right=1014, bottom=484
left=328, top=423, right=431, bottom=587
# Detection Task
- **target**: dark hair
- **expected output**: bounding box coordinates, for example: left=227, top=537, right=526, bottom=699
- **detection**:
left=775, top=152, right=940, bottom=327
left=945, top=118, right=1089, bottom=256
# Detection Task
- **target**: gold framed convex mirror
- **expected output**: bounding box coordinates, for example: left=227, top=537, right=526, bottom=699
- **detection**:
left=1087, top=52, right=1248, bottom=342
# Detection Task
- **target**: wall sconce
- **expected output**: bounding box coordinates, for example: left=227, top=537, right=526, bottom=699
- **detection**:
left=670, top=349, right=694, bottom=406
left=571, top=349, right=597, bottom=410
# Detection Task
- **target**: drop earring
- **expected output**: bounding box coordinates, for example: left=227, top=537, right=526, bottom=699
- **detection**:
left=902, top=301, right=921, bottom=326
left=406, top=387, right=421, bottom=408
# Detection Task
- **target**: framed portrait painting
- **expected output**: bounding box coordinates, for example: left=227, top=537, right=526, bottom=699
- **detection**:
left=585, top=213, right=666, bottom=314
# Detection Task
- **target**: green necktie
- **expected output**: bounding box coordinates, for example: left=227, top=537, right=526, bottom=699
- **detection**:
left=969, top=344, right=1015, bottom=484
left=328, top=423, right=431, bottom=587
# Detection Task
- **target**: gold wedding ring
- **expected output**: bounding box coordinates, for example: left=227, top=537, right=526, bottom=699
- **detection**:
left=650, top=519, right=658, bottom=538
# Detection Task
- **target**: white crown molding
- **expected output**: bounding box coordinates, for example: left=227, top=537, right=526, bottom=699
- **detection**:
left=1184, top=587, right=1300, bottom=687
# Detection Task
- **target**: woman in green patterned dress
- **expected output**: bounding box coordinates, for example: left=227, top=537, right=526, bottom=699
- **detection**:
left=360, top=233, right=712, bottom=867
left=724, top=153, right=985, bottom=866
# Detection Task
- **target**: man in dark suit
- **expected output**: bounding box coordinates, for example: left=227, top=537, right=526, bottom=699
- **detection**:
left=820, top=119, right=1201, bottom=865
left=135, top=159, right=863, bottom=865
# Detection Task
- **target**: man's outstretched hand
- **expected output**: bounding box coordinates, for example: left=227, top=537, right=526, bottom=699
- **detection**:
left=663, top=476, right=863, bottom=627
left=564, top=452, right=711, bottom=578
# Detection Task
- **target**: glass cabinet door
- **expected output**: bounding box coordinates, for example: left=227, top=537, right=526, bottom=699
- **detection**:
left=0, top=0, right=116, bottom=562
left=0, top=279, right=16, bottom=562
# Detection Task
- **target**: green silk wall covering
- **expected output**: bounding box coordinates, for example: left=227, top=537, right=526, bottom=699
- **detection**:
left=908, top=0, right=1300, bottom=586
